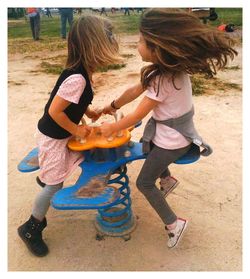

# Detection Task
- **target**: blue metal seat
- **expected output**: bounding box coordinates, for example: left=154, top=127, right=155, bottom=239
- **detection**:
left=174, top=143, right=200, bottom=165
left=17, top=148, right=39, bottom=172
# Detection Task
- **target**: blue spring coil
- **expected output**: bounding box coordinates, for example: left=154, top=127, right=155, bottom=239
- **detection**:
left=96, top=166, right=136, bottom=234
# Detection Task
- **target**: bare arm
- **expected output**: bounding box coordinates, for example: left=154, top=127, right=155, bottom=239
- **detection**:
left=103, top=83, right=145, bottom=114
left=100, top=96, right=159, bottom=137
left=115, top=83, right=144, bottom=108
left=48, top=95, right=91, bottom=138
left=84, top=106, right=103, bottom=121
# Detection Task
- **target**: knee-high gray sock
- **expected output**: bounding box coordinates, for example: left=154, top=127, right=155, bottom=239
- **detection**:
left=32, top=183, right=63, bottom=221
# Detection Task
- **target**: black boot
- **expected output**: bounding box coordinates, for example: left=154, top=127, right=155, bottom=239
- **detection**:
left=17, top=215, right=49, bottom=257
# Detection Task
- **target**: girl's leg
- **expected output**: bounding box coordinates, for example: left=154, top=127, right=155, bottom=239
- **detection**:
left=18, top=182, right=63, bottom=257
left=159, top=168, right=171, bottom=178
left=34, top=13, right=40, bottom=40
left=136, top=144, right=190, bottom=225
left=67, top=11, right=73, bottom=27
left=159, top=145, right=191, bottom=196
left=29, top=17, right=35, bottom=39
left=60, top=13, right=67, bottom=38
left=32, top=182, right=63, bottom=221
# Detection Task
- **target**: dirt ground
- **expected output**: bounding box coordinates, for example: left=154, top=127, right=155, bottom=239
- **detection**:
left=8, top=34, right=242, bottom=271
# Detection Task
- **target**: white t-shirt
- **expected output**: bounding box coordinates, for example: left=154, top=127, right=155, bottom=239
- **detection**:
left=145, top=73, right=192, bottom=150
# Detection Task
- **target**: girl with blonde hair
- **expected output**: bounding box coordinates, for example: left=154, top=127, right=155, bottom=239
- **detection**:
left=101, top=8, right=237, bottom=248
left=18, top=14, right=120, bottom=257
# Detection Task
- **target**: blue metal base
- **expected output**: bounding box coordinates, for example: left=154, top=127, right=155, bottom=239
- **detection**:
left=94, top=166, right=137, bottom=238
left=95, top=213, right=137, bottom=240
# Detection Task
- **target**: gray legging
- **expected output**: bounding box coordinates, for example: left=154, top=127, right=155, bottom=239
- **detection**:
left=32, top=182, right=63, bottom=221
left=136, top=143, right=191, bottom=226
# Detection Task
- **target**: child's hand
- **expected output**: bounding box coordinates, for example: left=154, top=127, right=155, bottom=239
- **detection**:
left=87, top=108, right=103, bottom=122
left=102, top=103, right=116, bottom=115
left=100, top=122, right=115, bottom=137
left=75, top=125, right=92, bottom=139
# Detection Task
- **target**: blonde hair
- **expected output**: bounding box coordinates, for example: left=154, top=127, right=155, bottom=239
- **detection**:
left=66, top=14, right=120, bottom=74
left=139, top=8, right=238, bottom=90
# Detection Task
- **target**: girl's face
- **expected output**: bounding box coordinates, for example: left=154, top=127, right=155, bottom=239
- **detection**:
left=137, top=33, right=156, bottom=63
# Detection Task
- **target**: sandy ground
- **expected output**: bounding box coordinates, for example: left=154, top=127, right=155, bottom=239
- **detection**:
left=8, top=34, right=242, bottom=271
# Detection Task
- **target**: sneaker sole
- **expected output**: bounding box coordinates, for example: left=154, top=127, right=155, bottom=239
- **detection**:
left=161, top=181, right=180, bottom=197
left=168, top=219, right=188, bottom=249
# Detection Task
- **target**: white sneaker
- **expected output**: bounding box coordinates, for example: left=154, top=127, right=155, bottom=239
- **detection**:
left=166, top=218, right=188, bottom=248
left=160, top=176, right=179, bottom=197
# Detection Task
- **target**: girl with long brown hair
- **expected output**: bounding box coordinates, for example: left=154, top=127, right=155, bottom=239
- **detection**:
left=100, top=8, right=237, bottom=248
left=18, top=14, right=120, bottom=257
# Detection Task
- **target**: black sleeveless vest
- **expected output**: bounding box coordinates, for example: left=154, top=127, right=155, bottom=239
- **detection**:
left=38, top=65, right=93, bottom=139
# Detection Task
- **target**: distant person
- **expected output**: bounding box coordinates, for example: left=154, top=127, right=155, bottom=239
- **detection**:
left=124, top=8, right=130, bottom=16
left=208, top=8, right=218, bottom=21
left=77, top=8, right=82, bottom=15
left=100, top=8, right=108, bottom=16
left=136, top=8, right=144, bottom=13
left=26, top=8, right=40, bottom=40
left=59, top=8, right=73, bottom=39
left=189, top=8, right=218, bottom=24
left=45, top=8, right=52, bottom=18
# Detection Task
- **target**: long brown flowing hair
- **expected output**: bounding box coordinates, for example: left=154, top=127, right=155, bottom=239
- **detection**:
left=139, top=8, right=238, bottom=91
left=66, top=14, right=121, bottom=75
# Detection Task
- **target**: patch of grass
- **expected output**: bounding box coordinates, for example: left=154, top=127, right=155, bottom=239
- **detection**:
left=48, top=54, right=67, bottom=62
left=8, top=11, right=141, bottom=41
left=8, top=8, right=242, bottom=55
left=224, top=65, right=240, bottom=70
left=8, top=8, right=242, bottom=39
left=191, top=74, right=241, bottom=96
left=41, top=54, right=67, bottom=68
left=121, top=53, right=135, bottom=58
left=209, top=8, right=242, bottom=27
left=190, top=75, right=206, bottom=96
left=97, top=63, right=126, bottom=72
left=8, top=16, right=66, bottom=38
left=223, top=82, right=241, bottom=90
left=40, top=61, right=64, bottom=75
left=111, top=13, right=140, bottom=34
left=39, top=59, right=126, bottom=74
left=8, top=37, right=67, bottom=54
left=8, top=80, right=23, bottom=86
